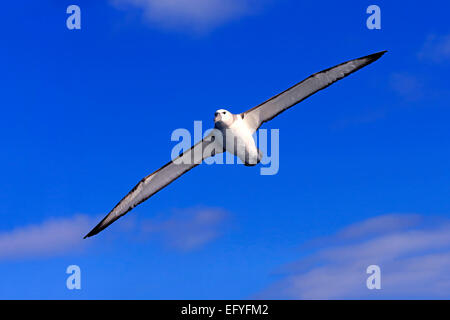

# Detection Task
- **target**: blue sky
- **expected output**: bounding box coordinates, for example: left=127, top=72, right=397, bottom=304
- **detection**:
left=1, top=0, right=450, bottom=299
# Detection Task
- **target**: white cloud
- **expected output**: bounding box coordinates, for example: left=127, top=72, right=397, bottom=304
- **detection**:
left=0, top=215, right=95, bottom=261
left=139, top=207, right=229, bottom=251
left=389, top=72, right=423, bottom=100
left=0, top=206, right=229, bottom=260
left=331, top=109, right=386, bottom=129
left=418, top=34, right=450, bottom=63
left=334, top=214, right=422, bottom=240
left=257, top=214, right=450, bottom=299
left=110, top=0, right=264, bottom=32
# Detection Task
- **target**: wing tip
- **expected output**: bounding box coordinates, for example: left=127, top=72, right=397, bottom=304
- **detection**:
left=83, top=216, right=112, bottom=239
left=366, top=50, right=388, bottom=61
left=83, top=225, right=101, bottom=239
left=83, top=210, right=126, bottom=239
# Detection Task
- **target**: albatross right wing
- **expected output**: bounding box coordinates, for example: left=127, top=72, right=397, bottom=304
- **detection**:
left=84, top=131, right=223, bottom=238
left=242, top=51, right=387, bottom=132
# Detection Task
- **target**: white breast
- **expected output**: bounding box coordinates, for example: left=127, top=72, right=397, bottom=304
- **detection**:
left=218, top=116, right=261, bottom=165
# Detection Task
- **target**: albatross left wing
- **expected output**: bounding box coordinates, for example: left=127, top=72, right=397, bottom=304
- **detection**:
left=242, top=51, right=387, bottom=132
left=84, top=131, right=223, bottom=238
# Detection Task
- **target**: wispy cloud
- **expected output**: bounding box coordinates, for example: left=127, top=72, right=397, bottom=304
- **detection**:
left=389, top=72, right=424, bottom=101
left=139, top=207, right=229, bottom=251
left=331, top=109, right=386, bottom=129
left=386, top=34, right=450, bottom=103
left=0, top=206, right=229, bottom=260
left=110, top=0, right=265, bottom=33
left=418, top=34, right=450, bottom=63
left=0, top=215, right=94, bottom=261
left=257, top=214, right=450, bottom=299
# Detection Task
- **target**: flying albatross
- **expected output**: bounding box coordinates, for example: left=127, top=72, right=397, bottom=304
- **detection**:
left=84, top=50, right=387, bottom=238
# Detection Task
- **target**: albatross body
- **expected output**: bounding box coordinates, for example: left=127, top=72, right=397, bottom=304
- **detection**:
left=84, top=50, right=387, bottom=238
left=214, top=109, right=262, bottom=166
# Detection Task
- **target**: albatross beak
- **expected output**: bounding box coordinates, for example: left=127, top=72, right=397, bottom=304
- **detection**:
left=214, top=113, right=222, bottom=122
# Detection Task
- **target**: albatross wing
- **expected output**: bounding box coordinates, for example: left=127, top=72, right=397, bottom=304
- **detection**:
left=84, top=131, right=223, bottom=238
left=242, top=51, right=387, bottom=131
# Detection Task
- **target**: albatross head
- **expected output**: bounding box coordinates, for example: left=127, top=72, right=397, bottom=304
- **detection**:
left=214, top=109, right=234, bottom=127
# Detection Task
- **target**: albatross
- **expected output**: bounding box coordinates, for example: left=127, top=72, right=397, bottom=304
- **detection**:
left=84, top=50, right=387, bottom=238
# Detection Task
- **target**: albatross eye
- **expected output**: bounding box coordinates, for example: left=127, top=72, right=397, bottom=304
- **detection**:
left=222, top=112, right=226, bottom=115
